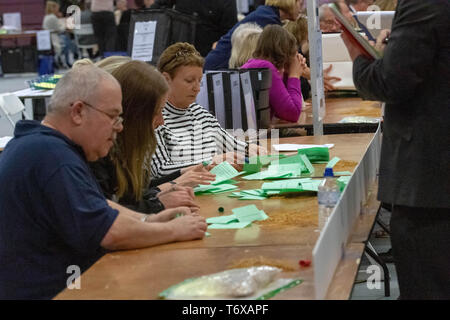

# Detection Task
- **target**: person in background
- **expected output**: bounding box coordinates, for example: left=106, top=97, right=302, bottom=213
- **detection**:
left=341, top=0, right=449, bottom=299
left=374, top=0, right=397, bottom=11
left=150, top=0, right=238, bottom=57
left=241, top=25, right=307, bottom=123
left=204, top=0, right=303, bottom=70
left=0, top=65, right=207, bottom=299
left=91, top=0, right=116, bottom=57
left=43, top=0, right=78, bottom=68
left=134, top=0, right=156, bottom=9
left=284, top=15, right=341, bottom=94
left=114, top=0, right=128, bottom=25
left=319, top=4, right=342, bottom=33
left=78, top=0, right=98, bottom=59
left=151, top=42, right=262, bottom=178
left=228, top=22, right=263, bottom=69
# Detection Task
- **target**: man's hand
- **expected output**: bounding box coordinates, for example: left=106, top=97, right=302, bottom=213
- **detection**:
left=168, top=214, right=207, bottom=241
left=375, top=29, right=390, bottom=54
left=149, top=206, right=196, bottom=223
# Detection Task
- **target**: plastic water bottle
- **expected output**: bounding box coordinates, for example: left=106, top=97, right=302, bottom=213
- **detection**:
left=318, top=167, right=340, bottom=231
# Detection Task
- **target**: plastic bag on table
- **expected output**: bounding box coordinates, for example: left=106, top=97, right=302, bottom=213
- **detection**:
left=159, top=266, right=302, bottom=300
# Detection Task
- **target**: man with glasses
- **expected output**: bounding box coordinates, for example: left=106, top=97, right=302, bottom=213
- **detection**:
left=0, top=65, right=207, bottom=299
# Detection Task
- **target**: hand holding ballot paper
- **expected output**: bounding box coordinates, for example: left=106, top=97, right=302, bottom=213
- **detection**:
left=328, top=3, right=382, bottom=61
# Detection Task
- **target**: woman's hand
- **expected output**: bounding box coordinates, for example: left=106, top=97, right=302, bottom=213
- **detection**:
left=157, top=186, right=200, bottom=212
left=210, top=152, right=245, bottom=171
left=288, top=52, right=307, bottom=78
left=174, top=164, right=216, bottom=187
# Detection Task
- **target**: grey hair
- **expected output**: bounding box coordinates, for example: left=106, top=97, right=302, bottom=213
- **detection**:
left=229, top=23, right=263, bottom=69
left=48, top=65, right=118, bottom=114
left=318, top=4, right=332, bottom=22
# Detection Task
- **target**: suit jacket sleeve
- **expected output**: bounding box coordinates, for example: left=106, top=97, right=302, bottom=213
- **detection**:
left=353, top=0, right=439, bottom=104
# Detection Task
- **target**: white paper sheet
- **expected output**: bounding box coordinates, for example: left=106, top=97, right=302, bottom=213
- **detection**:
left=272, top=143, right=335, bottom=152
left=131, top=21, right=156, bottom=62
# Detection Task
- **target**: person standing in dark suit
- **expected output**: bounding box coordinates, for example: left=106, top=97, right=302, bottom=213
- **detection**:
left=91, top=0, right=116, bottom=57
left=342, top=0, right=450, bottom=299
left=150, top=0, right=238, bottom=57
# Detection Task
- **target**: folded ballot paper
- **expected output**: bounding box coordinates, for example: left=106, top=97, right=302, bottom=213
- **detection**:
left=243, top=154, right=314, bottom=180
left=206, top=204, right=268, bottom=229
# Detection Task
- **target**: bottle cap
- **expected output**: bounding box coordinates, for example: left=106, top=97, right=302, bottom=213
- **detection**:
left=324, top=167, right=334, bottom=177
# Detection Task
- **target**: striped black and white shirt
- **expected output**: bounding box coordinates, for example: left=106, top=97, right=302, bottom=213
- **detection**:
left=150, top=102, right=247, bottom=178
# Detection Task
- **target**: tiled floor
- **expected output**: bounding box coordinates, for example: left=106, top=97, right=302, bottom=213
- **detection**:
left=350, top=208, right=400, bottom=300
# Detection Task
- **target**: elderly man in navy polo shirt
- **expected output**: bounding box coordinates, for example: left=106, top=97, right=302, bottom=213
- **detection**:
left=0, top=65, right=207, bottom=299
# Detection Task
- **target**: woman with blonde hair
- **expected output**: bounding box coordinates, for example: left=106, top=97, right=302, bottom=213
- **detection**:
left=43, top=0, right=78, bottom=68
left=205, top=0, right=304, bottom=70
left=228, top=23, right=263, bottom=69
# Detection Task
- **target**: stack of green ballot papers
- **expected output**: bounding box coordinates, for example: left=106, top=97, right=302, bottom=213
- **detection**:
left=228, top=189, right=278, bottom=200
left=261, top=178, right=323, bottom=193
left=243, top=154, right=287, bottom=173
left=243, top=154, right=314, bottom=180
left=194, top=182, right=238, bottom=195
left=206, top=205, right=268, bottom=229
left=297, top=147, right=330, bottom=163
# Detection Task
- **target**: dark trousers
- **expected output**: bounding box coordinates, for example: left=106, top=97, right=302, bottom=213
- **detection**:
left=390, top=205, right=450, bottom=299
left=91, top=11, right=116, bottom=57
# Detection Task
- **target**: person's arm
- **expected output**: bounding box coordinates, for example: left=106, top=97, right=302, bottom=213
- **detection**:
left=101, top=202, right=207, bottom=250
left=149, top=170, right=182, bottom=188
left=150, top=126, right=207, bottom=177
left=344, top=0, right=438, bottom=104
left=268, top=63, right=303, bottom=123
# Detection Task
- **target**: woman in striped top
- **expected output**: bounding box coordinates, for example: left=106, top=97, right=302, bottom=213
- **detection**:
left=151, top=43, right=250, bottom=178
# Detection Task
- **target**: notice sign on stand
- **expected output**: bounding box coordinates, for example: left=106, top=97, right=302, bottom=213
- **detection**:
left=3, top=12, right=22, bottom=31
left=36, top=30, right=51, bottom=51
left=131, top=21, right=157, bottom=62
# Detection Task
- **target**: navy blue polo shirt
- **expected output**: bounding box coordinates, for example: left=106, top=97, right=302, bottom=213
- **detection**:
left=0, top=120, right=119, bottom=299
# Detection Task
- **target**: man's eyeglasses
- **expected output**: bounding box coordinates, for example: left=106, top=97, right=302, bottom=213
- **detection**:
left=77, top=101, right=123, bottom=128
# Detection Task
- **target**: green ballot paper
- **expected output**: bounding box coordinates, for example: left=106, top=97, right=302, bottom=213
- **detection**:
left=232, top=205, right=269, bottom=222
left=210, top=161, right=242, bottom=185
left=297, top=147, right=330, bottom=163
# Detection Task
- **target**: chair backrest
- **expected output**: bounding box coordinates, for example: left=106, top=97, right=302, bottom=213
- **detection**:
left=0, top=93, right=30, bottom=133
left=73, top=24, right=94, bottom=36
